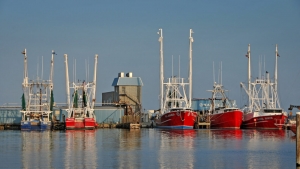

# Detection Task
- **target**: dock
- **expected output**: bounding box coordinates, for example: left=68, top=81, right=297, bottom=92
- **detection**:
left=116, top=123, right=140, bottom=129
left=115, top=115, right=141, bottom=129
left=198, top=122, right=210, bottom=129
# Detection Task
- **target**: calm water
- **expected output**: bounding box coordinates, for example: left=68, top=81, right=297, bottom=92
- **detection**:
left=0, top=129, right=297, bottom=169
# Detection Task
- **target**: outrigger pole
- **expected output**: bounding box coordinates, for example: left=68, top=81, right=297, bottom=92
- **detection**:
left=22, top=49, right=28, bottom=85
left=189, top=29, right=194, bottom=108
left=91, top=54, right=98, bottom=109
left=275, top=44, right=278, bottom=93
left=22, top=49, right=28, bottom=111
left=50, top=50, right=55, bottom=84
left=50, top=50, right=55, bottom=111
left=247, top=44, right=251, bottom=107
left=64, top=54, right=71, bottom=111
left=158, top=28, right=164, bottom=114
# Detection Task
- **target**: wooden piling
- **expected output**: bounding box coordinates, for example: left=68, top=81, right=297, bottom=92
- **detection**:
left=296, top=112, right=300, bottom=166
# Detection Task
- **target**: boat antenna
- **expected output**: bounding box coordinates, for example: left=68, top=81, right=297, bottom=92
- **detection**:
left=264, top=55, right=266, bottom=80
left=72, top=58, right=74, bottom=84
left=221, top=61, right=222, bottom=85
left=213, top=61, right=215, bottom=83
left=41, top=55, right=43, bottom=81
left=37, top=56, right=39, bottom=81
left=158, top=28, right=164, bottom=114
left=74, top=59, right=77, bottom=82
left=85, top=59, right=87, bottom=83
left=259, top=55, right=261, bottom=79
left=172, top=55, right=173, bottom=78
left=179, top=55, right=180, bottom=79
left=217, top=63, right=220, bottom=84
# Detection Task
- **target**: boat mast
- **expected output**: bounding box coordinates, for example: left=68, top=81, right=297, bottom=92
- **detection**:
left=247, top=44, right=251, bottom=107
left=64, top=54, right=71, bottom=110
left=22, top=49, right=28, bottom=111
left=22, top=49, right=28, bottom=85
left=158, top=28, right=164, bottom=114
left=91, top=54, right=98, bottom=109
left=50, top=50, right=55, bottom=84
left=189, top=29, right=194, bottom=108
left=275, top=44, right=278, bottom=93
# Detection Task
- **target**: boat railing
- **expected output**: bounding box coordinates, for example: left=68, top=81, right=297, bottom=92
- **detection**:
left=0, top=103, right=21, bottom=108
left=165, top=77, right=188, bottom=84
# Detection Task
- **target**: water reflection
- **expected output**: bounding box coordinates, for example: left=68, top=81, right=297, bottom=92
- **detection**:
left=117, top=129, right=142, bottom=169
left=202, top=129, right=290, bottom=169
left=21, top=131, right=52, bottom=168
left=245, top=129, right=286, bottom=140
left=160, top=129, right=197, bottom=138
left=0, top=128, right=295, bottom=169
left=65, top=130, right=97, bottom=169
left=244, top=129, right=287, bottom=169
left=157, top=129, right=196, bottom=169
left=210, top=129, right=243, bottom=140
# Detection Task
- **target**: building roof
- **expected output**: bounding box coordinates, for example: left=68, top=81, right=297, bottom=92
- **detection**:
left=112, top=77, right=143, bottom=86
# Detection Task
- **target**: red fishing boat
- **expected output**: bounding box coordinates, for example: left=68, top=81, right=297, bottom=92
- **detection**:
left=208, top=81, right=243, bottom=129
left=240, top=44, right=287, bottom=129
left=64, top=54, right=98, bottom=130
left=242, top=110, right=286, bottom=129
left=155, top=109, right=198, bottom=129
left=209, top=108, right=243, bottom=129
left=155, top=29, right=197, bottom=129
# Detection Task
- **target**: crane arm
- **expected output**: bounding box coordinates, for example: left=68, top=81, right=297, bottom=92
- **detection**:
left=288, top=105, right=300, bottom=110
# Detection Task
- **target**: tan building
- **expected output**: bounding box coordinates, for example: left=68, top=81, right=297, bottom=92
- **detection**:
left=102, top=72, right=143, bottom=115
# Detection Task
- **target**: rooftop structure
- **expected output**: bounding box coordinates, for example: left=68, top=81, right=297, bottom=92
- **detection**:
left=102, top=72, right=143, bottom=115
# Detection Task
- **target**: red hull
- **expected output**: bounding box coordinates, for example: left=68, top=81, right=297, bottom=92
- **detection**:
left=242, top=114, right=287, bottom=129
left=84, top=118, right=97, bottom=130
left=210, top=110, right=243, bottom=129
left=156, top=110, right=197, bottom=129
left=290, top=124, right=296, bottom=135
left=66, top=117, right=96, bottom=130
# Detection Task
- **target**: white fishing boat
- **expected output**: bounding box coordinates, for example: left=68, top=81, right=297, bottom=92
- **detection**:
left=20, top=49, right=55, bottom=130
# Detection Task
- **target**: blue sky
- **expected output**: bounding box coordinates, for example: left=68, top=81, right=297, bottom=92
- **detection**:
left=0, top=1, right=300, bottom=112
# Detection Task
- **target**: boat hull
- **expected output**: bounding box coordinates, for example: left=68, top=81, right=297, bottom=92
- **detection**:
left=155, top=111, right=197, bottom=129
left=84, top=118, right=96, bottom=130
left=209, top=110, right=243, bottom=129
left=242, top=114, right=287, bottom=129
left=21, top=121, right=51, bottom=131
left=66, top=117, right=96, bottom=130
left=290, top=124, right=296, bottom=135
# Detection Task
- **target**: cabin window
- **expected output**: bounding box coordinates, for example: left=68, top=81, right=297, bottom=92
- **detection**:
left=264, top=109, right=282, bottom=113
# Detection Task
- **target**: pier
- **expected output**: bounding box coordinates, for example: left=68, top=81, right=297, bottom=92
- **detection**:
left=198, top=122, right=210, bottom=129
left=116, top=115, right=141, bottom=129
